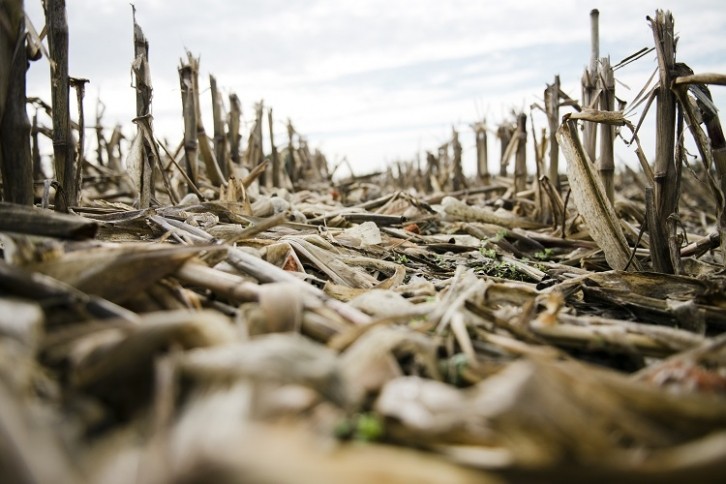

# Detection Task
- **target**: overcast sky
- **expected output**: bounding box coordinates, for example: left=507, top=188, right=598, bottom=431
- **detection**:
left=24, top=0, right=726, bottom=176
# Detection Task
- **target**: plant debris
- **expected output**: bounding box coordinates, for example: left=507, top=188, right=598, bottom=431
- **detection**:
left=1, top=5, right=726, bottom=484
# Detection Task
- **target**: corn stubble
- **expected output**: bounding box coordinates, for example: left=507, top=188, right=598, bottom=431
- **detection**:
left=1, top=4, right=726, bottom=484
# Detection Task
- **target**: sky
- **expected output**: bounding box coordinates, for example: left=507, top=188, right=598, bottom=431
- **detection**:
left=23, top=0, right=726, bottom=178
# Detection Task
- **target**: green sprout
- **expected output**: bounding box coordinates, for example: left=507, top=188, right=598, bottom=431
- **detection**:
left=479, top=246, right=497, bottom=259
left=534, top=248, right=554, bottom=261
left=493, top=229, right=508, bottom=242
left=394, top=253, right=409, bottom=264
left=334, top=412, right=385, bottom=442
left=355, top=413, right=384, bottom=441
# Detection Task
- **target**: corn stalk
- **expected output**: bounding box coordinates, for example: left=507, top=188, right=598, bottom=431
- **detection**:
left=0, top=0, right=33, bottom=204
left=45, top=0, right=76, bottom=210
left=648, top=10, right=679, bottom=273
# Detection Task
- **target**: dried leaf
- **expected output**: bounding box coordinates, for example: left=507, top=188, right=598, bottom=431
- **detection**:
left=124, top=129, right=144, bottom=201
left=441, top=196, right=543, bottom=229
left=557, top=119, right=641, bottom=271
left=27, top=244, right=206, bottom=303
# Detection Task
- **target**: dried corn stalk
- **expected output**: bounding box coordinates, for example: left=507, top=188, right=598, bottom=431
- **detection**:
left=557, top=118, right=641, bottom=271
